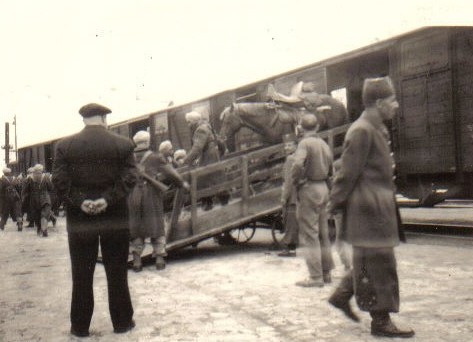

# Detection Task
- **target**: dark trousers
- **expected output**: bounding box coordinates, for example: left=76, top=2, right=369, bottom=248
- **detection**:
left=330, top=247, right=399, bottom=313
left=68, top=229, right=133, bottom=332
left=0, top=200, right=22, bottom=227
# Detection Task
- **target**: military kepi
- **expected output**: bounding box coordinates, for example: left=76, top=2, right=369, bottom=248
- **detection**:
left=79, top=103, right=112, bottom=118
left=362, top=76, right=395, bottom=107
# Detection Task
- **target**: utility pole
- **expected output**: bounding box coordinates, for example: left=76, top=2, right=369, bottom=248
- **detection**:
left=2, top=122, right=12, bottom=165
left=13, top=115, right=18, bottom=161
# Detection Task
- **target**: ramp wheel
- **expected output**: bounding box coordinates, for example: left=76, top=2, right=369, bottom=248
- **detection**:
left=229, top=223, right=256, bottom=244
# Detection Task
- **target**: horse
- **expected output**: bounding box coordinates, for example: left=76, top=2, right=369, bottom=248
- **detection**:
left=219, top=98, right=349, bottom=152
left=219, top=102, right=303, bottom=152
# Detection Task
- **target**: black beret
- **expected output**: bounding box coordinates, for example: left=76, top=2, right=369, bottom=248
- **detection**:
left=79, top=103, right=112, bottom=118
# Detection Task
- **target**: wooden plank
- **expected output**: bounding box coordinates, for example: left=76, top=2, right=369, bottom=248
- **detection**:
left=241, top=156, right=249, bottom=217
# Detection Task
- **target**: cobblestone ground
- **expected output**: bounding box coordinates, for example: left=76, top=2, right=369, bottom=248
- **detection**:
left=1, top=217, right=473, bottom=341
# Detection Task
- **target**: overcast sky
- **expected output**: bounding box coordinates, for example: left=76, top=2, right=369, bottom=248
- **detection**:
left=0, top=0, right=472, bottom=167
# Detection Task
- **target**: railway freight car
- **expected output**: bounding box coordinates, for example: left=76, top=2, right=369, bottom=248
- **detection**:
left=11, top=26, right=473, bottom=202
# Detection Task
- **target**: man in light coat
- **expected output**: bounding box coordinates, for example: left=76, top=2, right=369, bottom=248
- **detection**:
left=327, top=76, right=414, bottom=338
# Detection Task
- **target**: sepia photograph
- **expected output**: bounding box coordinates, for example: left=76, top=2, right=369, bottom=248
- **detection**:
left=1, top=1, right=472, bottom=341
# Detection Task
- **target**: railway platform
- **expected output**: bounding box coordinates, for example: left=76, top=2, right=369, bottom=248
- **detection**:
left=399, top=200, right=473, bottom=229
left=1, top=216, right=473, bottom=341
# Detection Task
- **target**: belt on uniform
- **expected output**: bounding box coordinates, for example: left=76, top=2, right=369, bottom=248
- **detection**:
left=306, top=179, right=327, bottom=182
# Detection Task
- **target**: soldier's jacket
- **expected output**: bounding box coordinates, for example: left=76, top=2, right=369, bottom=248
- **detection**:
left=291, top=131, right=333, bottom=185
left=0, top=175, right=21, bottom=203
left=21, top=175, right=53, bottom=209
left=183, top=121, right=220, bottom=167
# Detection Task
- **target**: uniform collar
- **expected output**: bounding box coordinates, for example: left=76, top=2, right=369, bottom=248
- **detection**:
left=360, top=109, right=384, bottom=129
left=302, top=130, right=318, bottom=138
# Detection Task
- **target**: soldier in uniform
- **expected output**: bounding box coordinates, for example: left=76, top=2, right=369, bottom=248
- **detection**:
left=21, top=164, right=53, bottom=237
left=128, top=131, right=189, bottom=272
left=327, top=77, right=414, bottom=338
left=52, top=103, right=137, bottom=337
left=182, top=111, right=229, bottom=211
left=278, top=134, right=299, bottom=257
left=173, top=149, right=187, bottom=168
left=23, top=167, right=35, bottom=227
left=0, top=167, right=23, bottom=231
left=292, top=114, right=334, bottom=287
left=158, top=140, right=174, bottom=165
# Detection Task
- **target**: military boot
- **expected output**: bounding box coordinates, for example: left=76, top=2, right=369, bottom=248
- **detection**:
left=370, top=312, right=414, bottom=338
left=17, top=221, right=23, bottom=232
left=155, top=256, right=166, bottom=270
left=132, top=252, right=142, bottom=272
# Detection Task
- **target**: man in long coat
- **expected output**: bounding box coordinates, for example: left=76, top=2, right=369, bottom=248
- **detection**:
left=327, top=77, right=414, bottom=338
left=21, top=164, right=53, bottom=236
left=52, top=103, right=137, bottom=337
left=0, top=167, right=23, bottom=231
left=128, top=130, right=188, bottom=271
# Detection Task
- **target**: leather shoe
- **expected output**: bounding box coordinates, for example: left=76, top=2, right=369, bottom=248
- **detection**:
left=114, top=319, right=136, bottom=334
left=70, top=327, right=89, bottom=337
left=371, top=320, right=415, bottom=338
left=328, top=297, right=360, bottom=322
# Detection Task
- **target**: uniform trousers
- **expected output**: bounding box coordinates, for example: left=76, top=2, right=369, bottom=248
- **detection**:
left=130, top=236, right=167, bottom=257
left=0, top=200, right=22, bottom=228
left=68, top=228, right=133, bottom=332
left=296, top=181, right=334, bottom=280
left=281, top=204, right=299, bottom=249
left=30, top=204, right=51, bottom=229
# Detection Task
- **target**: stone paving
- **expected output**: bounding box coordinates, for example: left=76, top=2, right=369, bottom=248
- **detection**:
left=1, top=217, right=473, bottom=341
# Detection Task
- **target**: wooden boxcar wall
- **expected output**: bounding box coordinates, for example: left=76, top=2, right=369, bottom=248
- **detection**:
left=392, top=27, right=459, bottom=176
left=453, top=28, right=473, bottom=173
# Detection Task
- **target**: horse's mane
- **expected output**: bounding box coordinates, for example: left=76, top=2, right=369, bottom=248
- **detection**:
left=221, top=103, right=273, bottom=121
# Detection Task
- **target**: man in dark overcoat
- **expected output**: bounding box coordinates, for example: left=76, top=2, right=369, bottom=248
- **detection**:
left=182, top=111, right=229, bottom=211
left=0, top=167, right=23, bottom=231
left=21, top=164, right=53, bottom=236
left=128, top=130, right=188, bottom=271
left=52, top=103, right=137, bottom=338
left=327, top=77, right=414, bottom=338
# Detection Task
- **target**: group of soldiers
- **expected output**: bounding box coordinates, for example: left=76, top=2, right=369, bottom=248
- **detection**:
left=0, top=164, right=57, bottom=236
left=128, top=108, right=230, bottom=271
left=5, top=76, right=415, bottom=339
